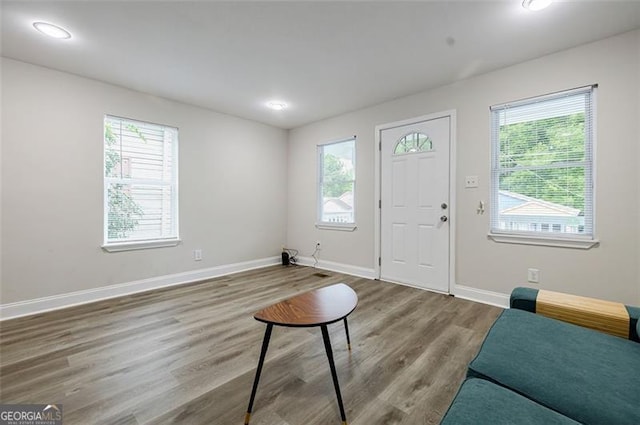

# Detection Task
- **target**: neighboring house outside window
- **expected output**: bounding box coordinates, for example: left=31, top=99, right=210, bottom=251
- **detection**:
left=103, top=115, right=179, bottom=251
left=489, top=86, right=596, bottom=248
left=317, top=137, right=356, bottom=231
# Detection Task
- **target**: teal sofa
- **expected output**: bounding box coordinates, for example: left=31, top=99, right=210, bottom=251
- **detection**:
left=440, top=288, right=640, bottom=425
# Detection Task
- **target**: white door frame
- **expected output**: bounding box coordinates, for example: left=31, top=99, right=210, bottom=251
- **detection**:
left=374, top=110, right=457, bottom=293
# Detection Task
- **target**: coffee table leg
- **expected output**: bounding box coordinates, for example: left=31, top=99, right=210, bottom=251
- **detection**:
left=321, top=325, right=348, bottom=425
left=343, top=318, right=351, bottom=351
left=245, top=323, right=273, bottom=425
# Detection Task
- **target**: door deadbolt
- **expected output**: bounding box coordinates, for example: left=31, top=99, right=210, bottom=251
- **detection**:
left=440, top=215, right=448, bottom=222
left=441, top=203, right=448, bottom=209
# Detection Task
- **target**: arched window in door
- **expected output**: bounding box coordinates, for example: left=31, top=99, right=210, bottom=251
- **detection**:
left=394, top=132, right=433, bottom=154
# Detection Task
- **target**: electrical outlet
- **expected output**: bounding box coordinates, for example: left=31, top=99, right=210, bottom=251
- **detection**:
left=465, top=175, right=479, bottom=188
left=527, top=268, right=540, bottom=283
left=193, top=249, right=203, bottom=261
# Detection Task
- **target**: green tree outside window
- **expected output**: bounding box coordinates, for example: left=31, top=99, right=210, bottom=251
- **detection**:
left=104, top=122, right=144, bottom=239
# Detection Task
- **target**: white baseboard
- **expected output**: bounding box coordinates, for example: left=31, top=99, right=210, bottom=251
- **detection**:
left=293, top=257, right=507, bottom=309
left=296, top=256, right=376, bottom=279
left=0, top=256, right=280, bottom=321
left=453, top=284, right=510, bottom=308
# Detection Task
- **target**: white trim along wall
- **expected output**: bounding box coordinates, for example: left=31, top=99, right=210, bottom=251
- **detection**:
left=0, top=257, right=280, bottom=320
left=0, top=257, right=511, bottom=321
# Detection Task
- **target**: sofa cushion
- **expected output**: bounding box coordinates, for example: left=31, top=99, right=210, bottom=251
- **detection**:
left=468, top=308, right=640, bottom=425
left=440, top=378, right=581, bottom=425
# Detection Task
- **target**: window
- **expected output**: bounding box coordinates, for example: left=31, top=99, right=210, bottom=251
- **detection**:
left=394, top=132, right=433, bottom=154
left=490, top=86, right=596, bottom=248
left=317, top=137, right=356, bottom=230
left=103, top=115, right=179, bottom=251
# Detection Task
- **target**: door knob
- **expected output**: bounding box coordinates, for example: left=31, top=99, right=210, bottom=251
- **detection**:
left=440, top=215, right=448, bottom=222
left=441, top=203, right=448, bottom=209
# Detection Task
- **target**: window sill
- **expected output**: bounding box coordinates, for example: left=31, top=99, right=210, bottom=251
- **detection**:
left=488, top=232, right=598, bottom=250
left=102, top=238, right=181, bottom=252
left=315, top=223, right=357, bottom=232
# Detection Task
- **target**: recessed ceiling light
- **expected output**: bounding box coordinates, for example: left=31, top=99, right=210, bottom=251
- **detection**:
left=33, top=22, right=72, bottom=39
left=267, top=101, right=287, bottom=111
left=522, top=0, right=552, bottom=11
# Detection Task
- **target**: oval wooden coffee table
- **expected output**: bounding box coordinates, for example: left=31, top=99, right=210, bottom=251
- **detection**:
left=244, top=283, right=358, bottom=425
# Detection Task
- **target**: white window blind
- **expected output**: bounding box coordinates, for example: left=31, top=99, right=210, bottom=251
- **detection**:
left=490, top=86, right=595, bottom=241
left=104, top=115, right=179, bottom=248
left=317, top=137, right=356, bottom=227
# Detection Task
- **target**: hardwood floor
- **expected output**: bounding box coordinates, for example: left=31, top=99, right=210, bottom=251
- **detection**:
left=0, top=265, right=502, bottom=425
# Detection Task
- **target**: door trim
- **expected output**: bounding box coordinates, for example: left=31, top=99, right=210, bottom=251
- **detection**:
left=374, top=110, right=457, bottom=294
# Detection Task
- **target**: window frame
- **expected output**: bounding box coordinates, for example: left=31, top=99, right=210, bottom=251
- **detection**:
left=488, top=86, right=598, bottom=249
left=102, top=115, right=180, bottom=252
left=316, top=137, right=357, bottom=231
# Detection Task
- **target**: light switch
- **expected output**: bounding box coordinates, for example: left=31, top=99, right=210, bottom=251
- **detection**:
left=465, top=175, right=479, bottom=188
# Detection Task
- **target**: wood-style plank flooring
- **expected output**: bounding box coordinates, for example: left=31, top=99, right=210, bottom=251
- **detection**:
left=0, top=265, right=502, bottom=425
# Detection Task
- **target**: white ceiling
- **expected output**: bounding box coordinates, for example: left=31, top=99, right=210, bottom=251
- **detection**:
left=2, top=1, right=640, bottom=129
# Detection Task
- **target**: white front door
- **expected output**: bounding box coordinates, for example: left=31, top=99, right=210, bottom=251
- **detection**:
left=380, top=115, right=451, bottom=292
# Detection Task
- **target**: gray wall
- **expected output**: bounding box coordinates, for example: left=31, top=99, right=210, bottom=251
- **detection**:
left=1, top=58, right=288, bottom=304
left=3, top=30, right=640, bottom=308
left=287, top=30, right=640, bottom=304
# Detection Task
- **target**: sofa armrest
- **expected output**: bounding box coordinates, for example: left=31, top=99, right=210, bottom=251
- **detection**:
left=628, top=305, right=640, bottom=341
left=510, top=287, right=639, bottom=342
left=510, top=287, right=538, bottom=312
